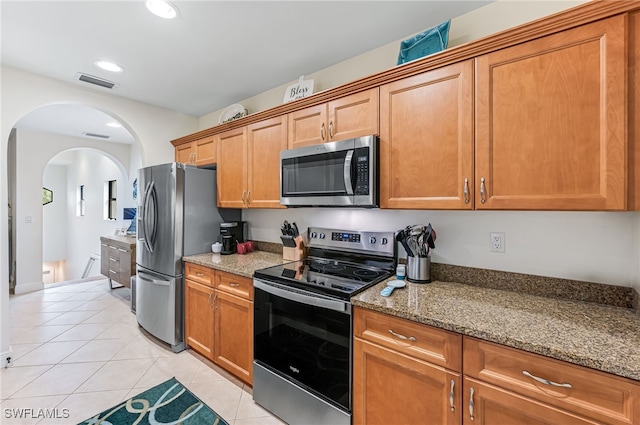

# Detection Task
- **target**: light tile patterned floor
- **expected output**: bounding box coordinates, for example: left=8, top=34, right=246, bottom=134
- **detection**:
left=0, top=278, right=285, bottom=425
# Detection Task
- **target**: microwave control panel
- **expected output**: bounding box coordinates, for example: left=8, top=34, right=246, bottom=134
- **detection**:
left=354, top=148, right=369, bottom=195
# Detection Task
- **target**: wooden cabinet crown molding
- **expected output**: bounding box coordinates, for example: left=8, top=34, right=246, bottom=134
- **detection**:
left=171, top=0, right=640, bottom=148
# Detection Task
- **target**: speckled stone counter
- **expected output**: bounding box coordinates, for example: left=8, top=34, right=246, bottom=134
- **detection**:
left=183, top=251, right=284, bottom=279
left=352, top=278, right=640, bottom=382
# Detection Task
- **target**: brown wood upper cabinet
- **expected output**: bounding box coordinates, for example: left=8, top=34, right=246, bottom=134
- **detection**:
left=379, top=60, right=474, bottom=209
left=287, top=88, right=379, bottom=149
left=475, top=15, right=627, bottom=211
left=175, top=136, right=216, bottom=166
left=217, top=117, right=286, bottom=208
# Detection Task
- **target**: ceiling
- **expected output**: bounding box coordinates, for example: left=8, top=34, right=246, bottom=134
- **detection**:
left=2, top=1, right=491, bottom=144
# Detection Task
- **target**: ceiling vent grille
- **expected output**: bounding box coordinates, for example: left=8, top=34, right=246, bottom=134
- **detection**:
left=75, top=72, right=118, bottom=89
left=83, top=132, right=111, bottom=139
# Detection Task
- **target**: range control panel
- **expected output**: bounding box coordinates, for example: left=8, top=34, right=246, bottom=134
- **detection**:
left=308, top=227, right=395, bottom=257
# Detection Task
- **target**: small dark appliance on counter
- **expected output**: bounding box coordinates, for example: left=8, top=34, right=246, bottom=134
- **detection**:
left=220, top=221, right=248, bottom=254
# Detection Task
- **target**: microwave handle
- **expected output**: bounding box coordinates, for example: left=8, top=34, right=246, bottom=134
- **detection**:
left=344, top=150, right=355, bottom=195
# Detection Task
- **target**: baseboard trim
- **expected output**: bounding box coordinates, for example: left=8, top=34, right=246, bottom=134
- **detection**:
left=13, top=280, right=44, bottom=294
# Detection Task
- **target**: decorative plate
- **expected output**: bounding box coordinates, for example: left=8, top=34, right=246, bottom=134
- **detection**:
left=218, top=104, right=248, bottom=124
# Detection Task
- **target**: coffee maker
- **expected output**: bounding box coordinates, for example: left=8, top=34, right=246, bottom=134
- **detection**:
left=220, top=221, right=248, bottom=255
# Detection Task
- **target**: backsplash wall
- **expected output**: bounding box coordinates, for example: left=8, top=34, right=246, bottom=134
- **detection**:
left=243, top=209, right=640, bottom=289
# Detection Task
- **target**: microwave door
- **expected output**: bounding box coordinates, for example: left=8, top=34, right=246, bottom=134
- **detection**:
left=281, top=147, right=355, bottom=206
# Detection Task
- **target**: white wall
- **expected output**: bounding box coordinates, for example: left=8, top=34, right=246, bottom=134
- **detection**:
left=43, top=164, right=68, bottom=262
left=244, top=209, right=638, bottom=287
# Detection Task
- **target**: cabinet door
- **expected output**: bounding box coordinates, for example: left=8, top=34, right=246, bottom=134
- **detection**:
left=353, top=338, right=461, bottom=425
left=247, top=116, right=287, bottom=208
left=175, top=142, right=195, bottom=164
left=195, top=136, right=216, bottom=166
left=475, top=16, right=626, bottom=210
left=328, top=88, right=379, bottom=142
left=213, top=290, right=253, bottom=384
left=631, top=11, right=640, bottom=210
left=100, top=243, right=109, bottom=278
left=217, top=127, right=248, bottom=208
left=287, top=103, right=327, bottom=148
left=463, top=377, right=600, bottom=425
left=185, top=279, right=214, bottom=360
left=380, top=61, right=474, bottom=209
left=117, top=246, right=132, bottom=287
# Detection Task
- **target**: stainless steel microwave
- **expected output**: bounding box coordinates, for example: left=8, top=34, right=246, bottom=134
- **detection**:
left=280, top=135, right=378, bottom=207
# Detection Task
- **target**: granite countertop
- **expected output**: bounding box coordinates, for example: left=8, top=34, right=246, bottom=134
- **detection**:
left=183, top=251, right=285, bottom=279
left=352, top=278, right=640, bottom=382
left=100, top=234, right=136, bottom=245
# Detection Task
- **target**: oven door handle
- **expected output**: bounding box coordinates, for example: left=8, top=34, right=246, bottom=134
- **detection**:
left=254, top=279, right=350, bottom=313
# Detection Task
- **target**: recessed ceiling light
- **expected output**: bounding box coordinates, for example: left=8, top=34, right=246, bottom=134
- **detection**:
left=94, top=60, right=124, bottom=73
left=106, top=122, right=122, bottom=128
left=146, top=0, right=178, bottom=19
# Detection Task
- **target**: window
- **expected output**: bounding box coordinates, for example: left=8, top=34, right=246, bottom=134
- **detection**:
left=107, top=180, right=117, bottom=220
left=78, top=185, right=85, bottom=216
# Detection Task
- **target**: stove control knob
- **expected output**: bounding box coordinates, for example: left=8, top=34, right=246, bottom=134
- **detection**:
left=369, top=236, right=376, bottom=244
left=381, top=237, right=388, bottom=245
left=311, top=232, right=317, bottom=239
left=319, top=233, right=325, bottom=239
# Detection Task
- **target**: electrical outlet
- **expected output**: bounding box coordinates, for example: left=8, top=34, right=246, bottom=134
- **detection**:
left=490, top=232, right=505, bottom=253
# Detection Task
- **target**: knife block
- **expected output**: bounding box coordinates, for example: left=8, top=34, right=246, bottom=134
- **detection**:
left=283, top=236, right=306, bottom=261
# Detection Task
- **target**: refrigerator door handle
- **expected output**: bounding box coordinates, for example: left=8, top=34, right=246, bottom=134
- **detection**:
left=143, top=181, right=155, bottom=253
left=137, top=271, right=170, bottom=286
left=149, top=183, right=158, bottom=248
left=139, top=181, right=151, bottom=251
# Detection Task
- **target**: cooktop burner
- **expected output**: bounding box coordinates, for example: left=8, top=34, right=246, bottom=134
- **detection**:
left=254, top=227, right=396, bottom=300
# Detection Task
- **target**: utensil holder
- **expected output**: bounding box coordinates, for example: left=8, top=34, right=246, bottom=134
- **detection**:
left=406, top=256, right=431, bottom=283
left=283, top=236, right=306, bottom=261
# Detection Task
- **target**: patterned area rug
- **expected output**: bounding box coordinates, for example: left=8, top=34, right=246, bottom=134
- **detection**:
left=77, top=377, right=228, bottom=424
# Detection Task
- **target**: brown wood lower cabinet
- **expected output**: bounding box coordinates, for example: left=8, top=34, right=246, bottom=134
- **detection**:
left=214, top=290, right=253, bottom=384
left=353, top=338, right=461, bottom=425
left=184, top=263, right=253, bottom=385
left=353, top=307, right=462, bottom=425
left=353, top=307, right=640, bottom=425
left=463, top=377, right=600, bottom=425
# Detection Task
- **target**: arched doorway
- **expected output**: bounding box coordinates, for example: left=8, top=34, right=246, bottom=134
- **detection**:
left=7, top=103, right=142, bottom=294
left=42, top=148, right=139, bottom=284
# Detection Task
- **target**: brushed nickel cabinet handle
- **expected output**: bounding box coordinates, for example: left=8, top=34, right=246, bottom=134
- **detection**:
left=449, top=379, right=455, bottom=412
left=208, top=291, right=213, bottom=308
left=522, top=370, right=573, bottom=388
left=464, top=178, right=470, bottom=204
left=195, top=272, right=204, bottom=277
left=480, top=177, right=486, bottom=204
left=320, top=123, right=325, bottom=141
left=328, top=121, right=334, bottom=139
left=241, top=191, right=246, bottom=204
left=247, top=191, right=251, bottom=204
left=388, top=329, right=416, bottom=342
left=229, top=283, right=240, bottom=287
left=469, top=387, right=475, bottom=421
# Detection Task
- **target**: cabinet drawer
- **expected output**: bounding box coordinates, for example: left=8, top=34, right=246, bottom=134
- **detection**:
left=353, top=307, right=461, bottom=371
left=215, top=270, right=253, bottom=301
left=464, top=337, right=640, bottom=425
left=184, top=263, right=215, bottom=287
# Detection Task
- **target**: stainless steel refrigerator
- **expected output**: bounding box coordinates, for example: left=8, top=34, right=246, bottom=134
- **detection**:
left=135, top=162, right=240, bottom=352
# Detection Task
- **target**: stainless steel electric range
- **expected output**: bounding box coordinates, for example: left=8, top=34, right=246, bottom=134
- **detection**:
left=253, top=227, right=396, bottom=425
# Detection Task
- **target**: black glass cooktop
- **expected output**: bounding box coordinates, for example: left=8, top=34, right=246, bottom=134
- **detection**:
left=254, top=257, right=393, bottom=300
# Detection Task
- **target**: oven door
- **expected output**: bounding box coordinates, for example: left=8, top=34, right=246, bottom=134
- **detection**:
left=280, top=135, right=377, bottom=207
left=254, top=279, right=352, bottom=412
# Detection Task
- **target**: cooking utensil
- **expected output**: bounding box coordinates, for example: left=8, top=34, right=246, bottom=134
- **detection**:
left=380, top=280, right=406, bottom=297
left=395, top=229, right=413, bottom=257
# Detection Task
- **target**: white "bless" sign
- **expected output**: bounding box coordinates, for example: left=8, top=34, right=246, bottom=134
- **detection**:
left=283, top=76, right=314, bottom=103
